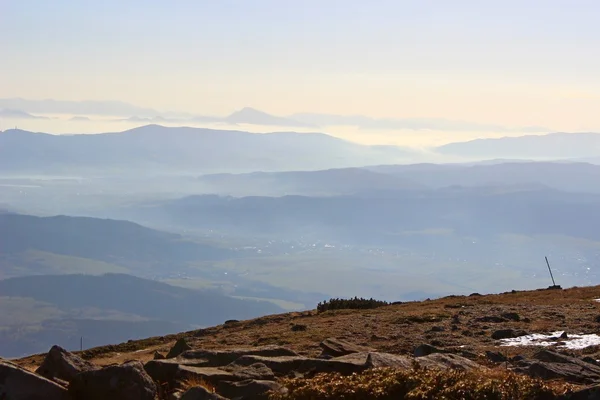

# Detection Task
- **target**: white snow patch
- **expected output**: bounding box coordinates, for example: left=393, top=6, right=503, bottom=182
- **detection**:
left=594, top=298, right=600, bottom=303
left=500, top=331, right=600, bottom=350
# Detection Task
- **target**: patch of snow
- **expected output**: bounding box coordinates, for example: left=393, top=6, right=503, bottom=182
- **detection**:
left=500, top=331, right=600, bottom=350
left=594, top=298, right=600, bottom=302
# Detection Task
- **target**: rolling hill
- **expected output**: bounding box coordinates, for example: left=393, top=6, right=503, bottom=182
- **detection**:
left=0, top=213, right=235, bottom=278
left=0, top=273, right=283, bottom=358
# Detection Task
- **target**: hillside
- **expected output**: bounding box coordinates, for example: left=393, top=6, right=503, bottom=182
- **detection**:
left=196, top=168, right=422, bottom=196
left=12, top=285, right=600, bottom=399
left=0, top=213, right=234, bottom=278
left=0, top=125, right=416, bottom=176
left=0, top=273, right=282, bottom=358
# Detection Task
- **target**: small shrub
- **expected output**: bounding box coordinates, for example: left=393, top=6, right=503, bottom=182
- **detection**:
left=317, top=297, right=389, bottom=312
left=268, top=366, right=572, bottom=400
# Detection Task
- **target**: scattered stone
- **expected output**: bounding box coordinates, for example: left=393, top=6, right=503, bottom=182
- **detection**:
left=224, top=320, right=239, bottom=324
left=430, top=326, right=445, bottom=332
left=517, top=350, right=600, bottom=384
left=35, top=345, right=98, bottom=382
left=290, top=324, right=307, bottom=332
left=414, top=344, right=443, bottom=358
left=492, top=329, right=529, bottom=340
left=217, top=379, right=286, bottom=400
left=229, top=355, right=366, bottom=376
left=70, top=360, right=157, bottom=400
left=486, top=351, right=507, bottom=363
left=476, top=316, right=507, bottom=323
left=501, top=312, right=521, bottom=321
left=0, top=359, right=70, bottom=400
left=560, top=331, right=569, bottom=339
left=335, top=352, right=412, bottom=369
left=177, top=366, right=235, bottom=386
left=167, top=338, right=193, bottom=359
left=469, top=293, right=482, bottom=297
left=154, top=351, right=166, bottom=360
left=180, top=385, right=227, bottom=400
left=319, top=338, right=372, bottom=358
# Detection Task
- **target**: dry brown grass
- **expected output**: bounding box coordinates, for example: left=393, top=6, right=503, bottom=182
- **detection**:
left=268, top=367, right=574, bottom=400
left=14, top=284, right=600, bottom=371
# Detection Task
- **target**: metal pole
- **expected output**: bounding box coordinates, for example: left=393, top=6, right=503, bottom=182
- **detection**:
left=545, top=256, right=556, bottom=286
left=80, top=336, right=83, bottom=352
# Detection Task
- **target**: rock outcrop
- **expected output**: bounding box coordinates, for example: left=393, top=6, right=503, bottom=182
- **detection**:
left=69, top=360, right=157, bottom=400
left=35, top=345, right=98, bottom=383
left=0, top=359, right=70, bottom=400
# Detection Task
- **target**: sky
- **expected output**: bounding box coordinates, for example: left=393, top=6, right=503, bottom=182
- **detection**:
left=1, top=0, right=600, bottom=144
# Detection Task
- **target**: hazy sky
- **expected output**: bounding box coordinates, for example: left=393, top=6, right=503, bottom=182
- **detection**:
left=2, top=0, right=600, bottom=135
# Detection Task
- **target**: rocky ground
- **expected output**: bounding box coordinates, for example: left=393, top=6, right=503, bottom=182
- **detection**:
left=6, top=285, right=600, bottom=399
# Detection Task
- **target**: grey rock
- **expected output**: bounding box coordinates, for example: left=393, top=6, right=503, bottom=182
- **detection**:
left=0, top=359, right=69, bottom=400
left=179, top=346, right=298, bottom=366
left=35, top=345, right=98, bottom=383
left=414, top=344, right=443, bottom=358
left=518, top=350, right=600, bottom=385
left=69, top=360, right=157, bottom=400
left=167, top=338, right=193, bottom=359
left=220, top=362, right=275, bottom=381
left=486, top=351, right=507, bottom=363
left=319, top=338, right=372, bottom=358
left=491, top=329, right=528, bottom=340
left=416, top=353, right=482, bottom=371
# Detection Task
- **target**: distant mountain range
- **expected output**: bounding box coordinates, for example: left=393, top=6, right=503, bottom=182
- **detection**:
left=436, top=132, right=600, bottom=160
left=0, top=125, right=418, bottom=176
left=0, top=273, right=282, bottom=357
left=118, top=186, right=600, bottom=245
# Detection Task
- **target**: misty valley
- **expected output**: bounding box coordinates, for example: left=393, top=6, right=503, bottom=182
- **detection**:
left=1, top=125, right=600, bottom=358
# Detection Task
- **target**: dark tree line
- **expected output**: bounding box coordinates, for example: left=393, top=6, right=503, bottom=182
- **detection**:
left=317, top=297, right=389, bottom=312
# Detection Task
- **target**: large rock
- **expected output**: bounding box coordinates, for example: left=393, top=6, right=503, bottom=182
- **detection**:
left=220, top=362, right=275, bottom=381
left=414, top=344, right=443, bottom=358
left=179, top=346, right=298, bottom=367
left=69, top=360, right=157, bottom=400
left=180, top=386, right=227, bottom=400
left=491, top=329, right=528, bottom=340
left=0, top=360, right=69, bottom=400
left=217, top=379, right=286, bottom=400
left=178, top=366, right=235, bottom=386
left=35, top=345, right=98, bottom=382
left=319, top=338, right=372, bottom=358
left=229, top=355, right=367, bottom=376
left=333, top=352, right=413, bottom=369
left=518, top=350, right=600, bottom=385
left=416, top=353, right=482, bottom=371
left=167, top=338, right=193, bottom=359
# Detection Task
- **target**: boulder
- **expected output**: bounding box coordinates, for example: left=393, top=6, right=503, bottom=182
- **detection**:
left=220, top=362, right=275, bottom=381
left=154, top=351, right=166, bottom=360
left=414, top=344, right=443, bottom=358
left=229, top=355, right=367, bottom=376
left=167, top=338, right=193, bottom=359
left=69, top=360, right=157, bottom=400
left=0, top=359, right=69, bottom=400
left=35, top=345, right=98, bottom=382
left=319, top=338, right=373, bottom=358
left=179, top=346, right=298, bottom=367
left=485, top=351, right=507, bottom=363
left=333, top=352, right=413, bottom=369
left=180, top=386, right=227, bottom=400
left=416, top=353, right=482, bottom=371
left=491, top=329, right=528, bottom=340
left=518, top=350, right=600, bottom=385
left=217, top=379, right=286, bottom=400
